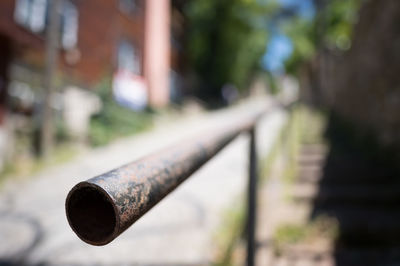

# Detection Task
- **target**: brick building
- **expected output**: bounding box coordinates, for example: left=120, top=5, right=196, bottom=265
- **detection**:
left=0, top=0, right=180, bottom=169
left=0, top=0, right=174, bottom=121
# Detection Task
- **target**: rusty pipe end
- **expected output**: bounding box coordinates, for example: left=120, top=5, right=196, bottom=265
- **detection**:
left=65, top=182, right=120, bottom=246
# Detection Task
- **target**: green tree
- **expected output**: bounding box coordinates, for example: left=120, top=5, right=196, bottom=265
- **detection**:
left=283, top=0, right=362, bottom=75
left=184, top=0, right=275, bottom=100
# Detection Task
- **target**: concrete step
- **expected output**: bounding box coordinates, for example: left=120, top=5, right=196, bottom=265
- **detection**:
left=313, top=184, right=400, bottom=207
left=334, top=246, right=400, bottom=266
left=317, top=155, right=398, bottom=185
left=297, top=165, right=323, bottom=184
left=313, top=207, right=400, bottom=245
left=298, top=153, right=326, bottom=166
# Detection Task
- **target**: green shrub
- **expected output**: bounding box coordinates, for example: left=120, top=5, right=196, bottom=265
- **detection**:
left=89, top=78, right=153, bottom=146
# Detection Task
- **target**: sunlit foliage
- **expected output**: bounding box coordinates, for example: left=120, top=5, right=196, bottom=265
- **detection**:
left=283, top=0, right=362, bottom=75
left=184, top=0, right=276, bottom=100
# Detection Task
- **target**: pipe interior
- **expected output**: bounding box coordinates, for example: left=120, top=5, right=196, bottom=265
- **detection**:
left=66, top=185, right=117, bottom=245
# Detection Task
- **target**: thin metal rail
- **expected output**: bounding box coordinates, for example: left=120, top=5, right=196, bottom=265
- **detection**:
left=246, top=127, right=258, bottom=266
left=65, top=105, right=270, bottom=265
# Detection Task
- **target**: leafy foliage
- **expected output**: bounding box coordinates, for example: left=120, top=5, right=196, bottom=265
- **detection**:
left=282, top=17, right=316, bottom=74
left=184, top=0, right=275, bottom=100
left=283, top=0, right=362, bottom=74
left=321, top=0, right=361, bottom=50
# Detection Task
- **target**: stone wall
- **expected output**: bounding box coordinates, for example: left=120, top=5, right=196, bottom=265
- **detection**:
left=302, top=0, right=400, bottom=162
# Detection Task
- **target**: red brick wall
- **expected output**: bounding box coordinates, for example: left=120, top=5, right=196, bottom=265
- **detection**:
left=64, top=0, right=145, bottom=86
left=0, top=0, right=146, bottom=88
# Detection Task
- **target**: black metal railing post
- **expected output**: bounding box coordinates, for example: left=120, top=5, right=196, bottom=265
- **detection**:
left=246, top=127, right=257, bottom=266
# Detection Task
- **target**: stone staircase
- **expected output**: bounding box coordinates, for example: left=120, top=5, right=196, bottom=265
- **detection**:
left=295, top=138, right=400, bottom=265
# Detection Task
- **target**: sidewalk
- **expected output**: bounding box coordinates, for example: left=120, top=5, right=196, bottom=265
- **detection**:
left=0, top=97, right=287, bottom=266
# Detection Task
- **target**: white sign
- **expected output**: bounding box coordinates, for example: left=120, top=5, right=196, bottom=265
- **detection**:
left=112, top=70, right=147, bottom=111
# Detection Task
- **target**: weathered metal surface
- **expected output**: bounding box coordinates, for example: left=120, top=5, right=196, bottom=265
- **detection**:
left=66, top=109, right=266, bottom=246
left=246, top=128, right=257, bottom=266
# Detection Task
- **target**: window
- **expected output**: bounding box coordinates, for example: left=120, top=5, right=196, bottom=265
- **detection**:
left=117, top=40, right=140, bottom=75
left=14, top=0, right=47, bottom=33
left=61, top=1, right=78, bottom=49
left=119, top=0, right=140, bottom=15
left=14, top=0, right=79, bottom=50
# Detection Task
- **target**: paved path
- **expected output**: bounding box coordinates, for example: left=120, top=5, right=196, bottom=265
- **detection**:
left=0, top=97, right=287, bottom=266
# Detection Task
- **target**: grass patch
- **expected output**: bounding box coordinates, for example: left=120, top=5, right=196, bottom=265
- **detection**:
left=273, top=215, right=338, bottom=256
left=212, top=200, right=246, bottom=266
left=89, top=78, right=154, bottom=147
left=89, top=106, right=153, bottom=147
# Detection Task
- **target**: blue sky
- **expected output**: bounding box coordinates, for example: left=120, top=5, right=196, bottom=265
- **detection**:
left=261, top=0, right=315, bottom=73
left=262, top=34, right=292, bottom=74
left=279, top=0, right=315, bottom=19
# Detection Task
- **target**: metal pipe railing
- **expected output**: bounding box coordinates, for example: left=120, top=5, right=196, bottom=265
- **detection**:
left=65, top=105, right=270, bottom=265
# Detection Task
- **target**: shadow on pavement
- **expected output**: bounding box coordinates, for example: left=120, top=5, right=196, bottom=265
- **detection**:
left=0, top=212, right=44, bottom=266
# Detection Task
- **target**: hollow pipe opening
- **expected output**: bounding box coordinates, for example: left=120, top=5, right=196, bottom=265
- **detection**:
left=66, top=183, right=118, bottom=245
